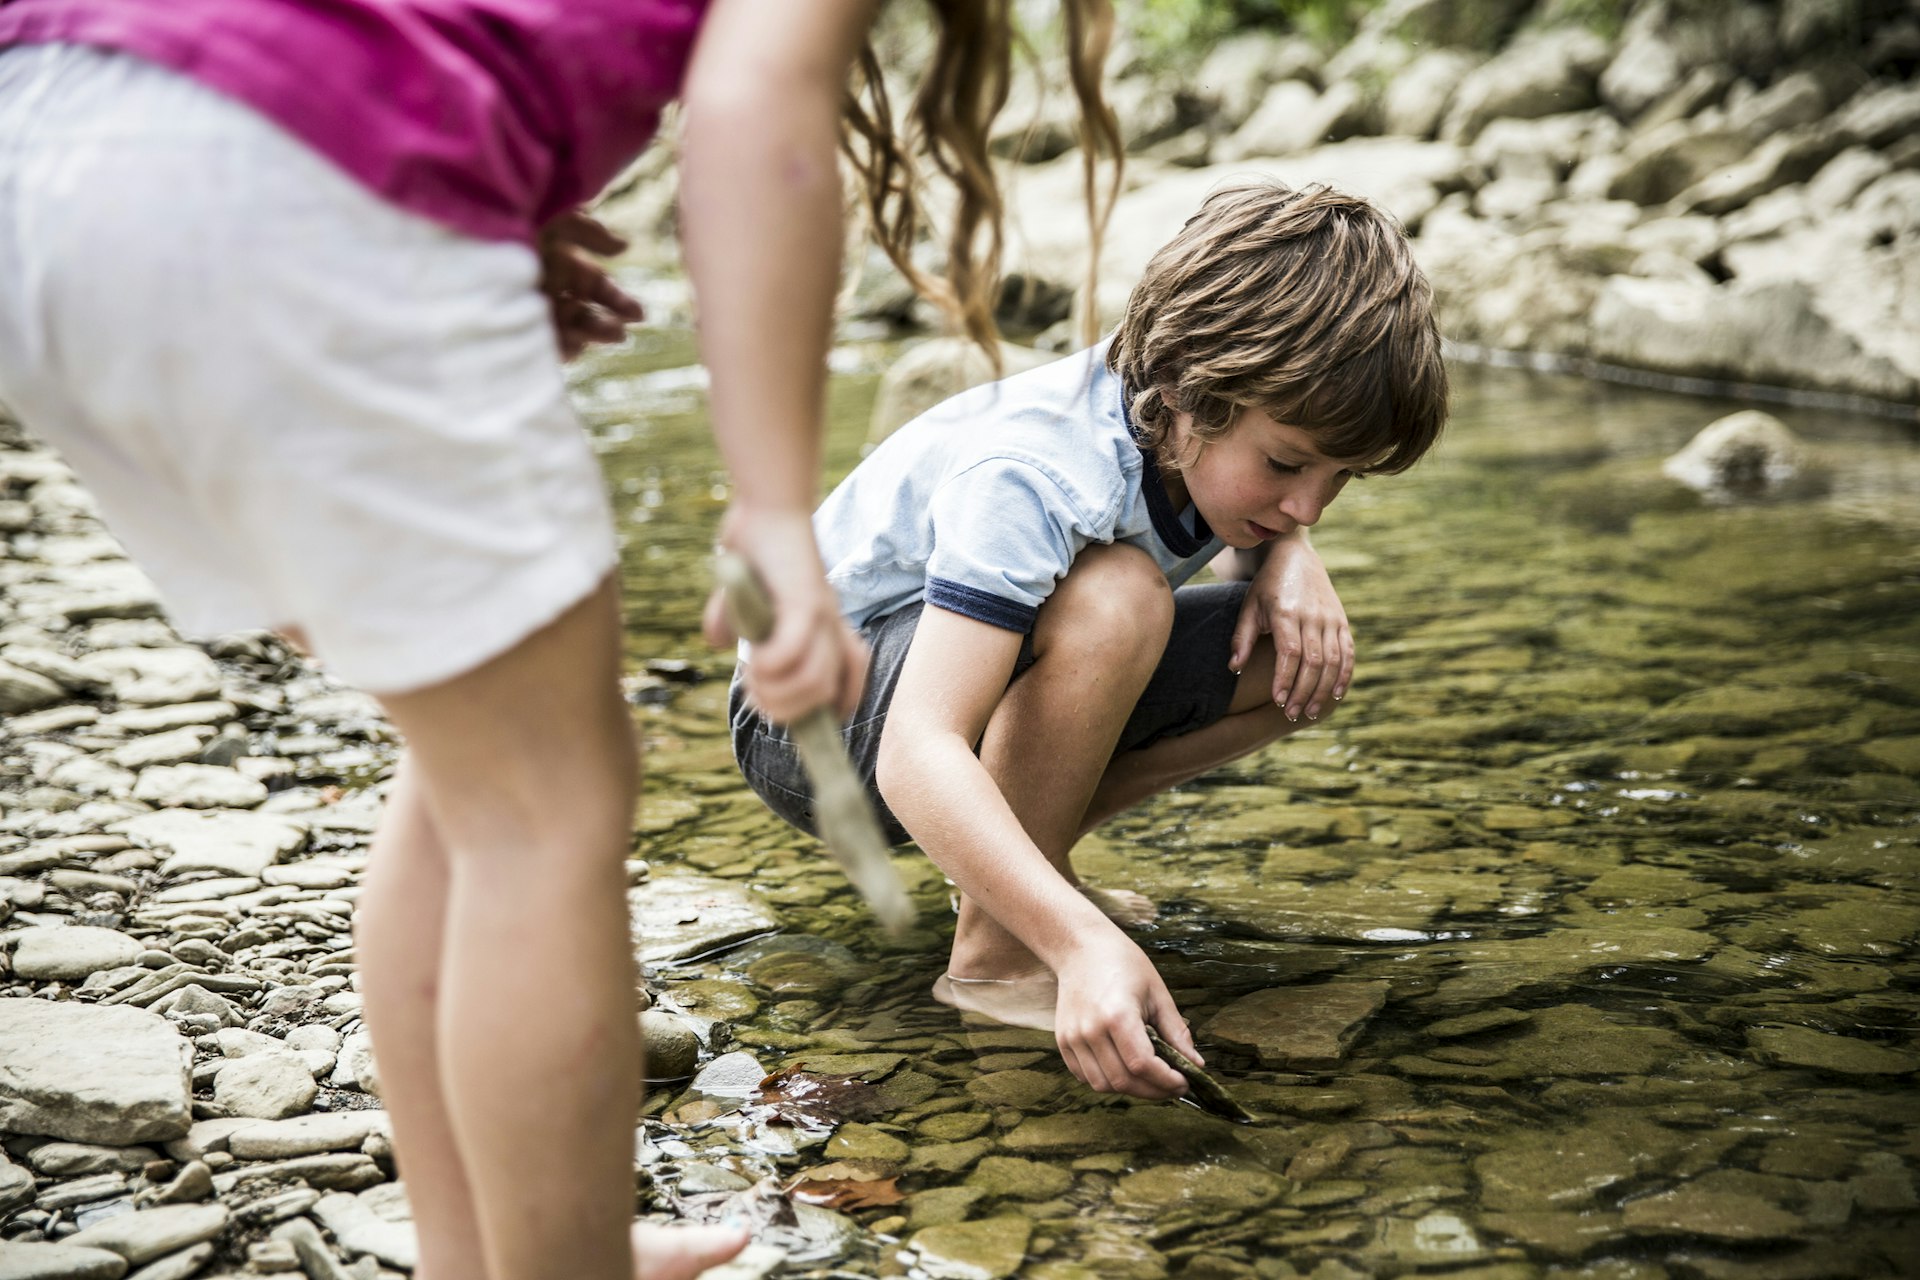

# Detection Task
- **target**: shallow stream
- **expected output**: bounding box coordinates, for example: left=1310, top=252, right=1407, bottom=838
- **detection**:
left=575, top=330, right=1919, bottom=1279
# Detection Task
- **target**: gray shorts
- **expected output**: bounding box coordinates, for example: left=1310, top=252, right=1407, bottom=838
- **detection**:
left=729, top=581, right=1249, bottom=845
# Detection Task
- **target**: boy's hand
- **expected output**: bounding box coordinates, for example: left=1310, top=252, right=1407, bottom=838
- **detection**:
left=1230, top=536, right=1353, bottom=722
left=539, top=209, right=647, bottom=360
left=1052, top=932, right=1198, bottom=1099
left=705, top=506, right=868, bottom=723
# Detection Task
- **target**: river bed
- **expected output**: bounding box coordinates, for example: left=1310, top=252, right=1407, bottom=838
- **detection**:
left=577, top=329, right=1919, bottom=1279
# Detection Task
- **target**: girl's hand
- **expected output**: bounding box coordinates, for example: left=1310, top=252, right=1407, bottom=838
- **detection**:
left=538, top=210, right=646, bottom=360
left=1230, top=536, right=1353, bottom=722
left=1052, top=931, right=1197, bottom=1099
left=704, top=506, right=868, bottom=724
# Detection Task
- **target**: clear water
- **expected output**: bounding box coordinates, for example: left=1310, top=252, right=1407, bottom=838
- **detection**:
left=576, top=331, right=1920, bottom=1279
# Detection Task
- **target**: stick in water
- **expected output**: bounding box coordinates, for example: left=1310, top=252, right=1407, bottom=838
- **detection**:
left=714, top=552, right=915, bottom=934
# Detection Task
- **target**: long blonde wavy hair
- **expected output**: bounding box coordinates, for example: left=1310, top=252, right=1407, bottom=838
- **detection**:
left=841, top=1, right=1123, bottom=356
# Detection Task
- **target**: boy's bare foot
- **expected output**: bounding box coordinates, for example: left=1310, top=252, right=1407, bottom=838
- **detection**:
left=631, top=1221, right=749, bottom=1280
left=1078, top=884, right=1158, bottom=928
left=932, top=968, right=1059, bottom=1031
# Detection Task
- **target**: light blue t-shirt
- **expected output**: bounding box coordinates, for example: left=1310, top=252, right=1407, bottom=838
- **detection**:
left=818, top=341, right=1225, bottom=634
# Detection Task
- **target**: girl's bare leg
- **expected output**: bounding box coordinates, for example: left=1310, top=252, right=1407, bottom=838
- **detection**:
left=364, top=576, right=745, bottom=1280
left=355, top=763, right=491, bottom=1280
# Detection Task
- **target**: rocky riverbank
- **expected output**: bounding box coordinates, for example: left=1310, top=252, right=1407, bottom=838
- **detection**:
left=605, top=0, right=1920, bottom=413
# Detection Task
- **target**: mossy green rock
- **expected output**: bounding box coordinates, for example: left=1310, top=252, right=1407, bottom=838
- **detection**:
left=919, top=1111, right=994, bottom=1141
left=964, top=1068, right=1066, bottom=1110
left=909, top=1215, right=1034, bottom=1280
left=1747, top=1025, right=1920, bottom=1075
left=823, top=1122, right=909, bottom=1163
left=907, top=1137, right=997, bottom=1174
left=665, top=979, right=760, bottom=1022
left=965, top=1156, right=1073, bottom=1201
left=1621, top=1177, right=1807, bottom=1240
left=907, top=1185, right=990, bottom=1229
left=1111, top=1161, right=1285, bottom=1212
left=1201, top=982, right=1389, bottom=1068
left=1001, top=1111, right=1147, bottom=1156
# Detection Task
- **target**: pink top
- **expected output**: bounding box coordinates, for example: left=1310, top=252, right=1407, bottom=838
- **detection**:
left=0, top=0, right=708, bottom=243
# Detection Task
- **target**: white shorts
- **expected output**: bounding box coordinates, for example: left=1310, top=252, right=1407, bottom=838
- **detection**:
left=0, top=44, right=618, bottom=694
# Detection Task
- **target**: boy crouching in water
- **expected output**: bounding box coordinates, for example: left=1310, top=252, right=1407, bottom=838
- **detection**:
left=730, top=182, right=1448, bottom=1098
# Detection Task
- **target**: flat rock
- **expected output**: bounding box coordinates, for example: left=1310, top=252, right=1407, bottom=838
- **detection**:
left=689, top=1051, right=766, bottom=1099
left=1113, top=1161, right=1285, bottom=1212
left=909, top=1215, right=1034, bottom=1280
left=1747, top=1025, right=1919, bottom=1076
left=116, top=1243, right=212, bottom=1280
left=131, top=765, right=267, bottom=810
left=1621, top=1180, right=1806, bottom=1241
left=214, top=1055, right=318, bottom=1120
left=311, top=1184, right=418, bottom=1270
left=65, top=1204, right=229, bottom=1265
left=0, top=1243, right=130, bottom=1280
left=12, top=926, right=144, bottom=981
left=25, top=1143, right=157, bottom=1177
left=964, top=1069, right=1065, bottom=1110
left=628, top=877, right=777, bottom=963
left=227, top=1112, right=390, bottom=1159
left=106, top=728, right=217, bottom=772
left=0, top=1001, right=191, bottom=1144
left=0, top=1151, right=33, bottom=1213
left=115, top=809, right=306, bottom=877
left=1202, top=982, right=1389, bottom=1068
left=76, top=648, right=219, bottom=707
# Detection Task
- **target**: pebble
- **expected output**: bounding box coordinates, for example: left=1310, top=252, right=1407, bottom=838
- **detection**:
left=213, top=1055, right=317, bottom=1120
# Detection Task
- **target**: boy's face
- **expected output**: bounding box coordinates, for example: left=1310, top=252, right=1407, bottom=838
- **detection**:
left=1171, top=407, right=1362, bottom=550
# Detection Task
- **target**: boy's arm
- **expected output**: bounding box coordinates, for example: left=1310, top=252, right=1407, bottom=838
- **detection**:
left=680, top=0, right=876, bottom=723
left=1225, top=529, right=1353, bottom=722
left=876, top=606, right=1195, bottom=1100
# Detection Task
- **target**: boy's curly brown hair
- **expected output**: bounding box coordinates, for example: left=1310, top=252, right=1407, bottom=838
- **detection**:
left=1107, top=182, right=1448, bottom=474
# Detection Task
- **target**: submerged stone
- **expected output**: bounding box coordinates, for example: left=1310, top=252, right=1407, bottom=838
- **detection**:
left=628, top=877, right=777, bottom=964
left=1111, top=1161, right=1286, bottom=1212
left=1423, top=1008, right=1532, bottom=1039
left=1621, top=1179, right=1807, bottom=1241
left=1202, top=982, right=1389, bottom=1068
left=1747, top=1024, right=1920, bottom=1075
left=1376, top=1211, right=1496, bottom=1266
left=908, top=1215, right=1034, bottom=1280
left=1474, top=1114, right=1689, bottom=1212
left=965, top=1156, right=1072, bottom=1201
left=1000, top=1112, right=1146, bottom=1157
left=965, top=1069, right=1066, bottom=1110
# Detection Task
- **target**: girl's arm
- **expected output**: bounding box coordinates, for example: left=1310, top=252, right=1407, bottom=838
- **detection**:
left=876, top=607, right=1196, bottom=1100
left=680, top=0, right=876, bottom=723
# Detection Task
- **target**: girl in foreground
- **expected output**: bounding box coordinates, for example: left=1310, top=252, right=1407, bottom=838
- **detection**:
left=0, top=1, right=1118, bottom=1276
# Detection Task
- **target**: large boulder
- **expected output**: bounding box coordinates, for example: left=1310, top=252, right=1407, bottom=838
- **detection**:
left=0, top=1001, right=192, bottom=1144
left=1440, top=26, right=1611, bottom=144
left=1606, top=120, right=1751, bottom=206
left=1003, top=141, right=1468, bottom=329
left=1191, top=31, right=1322, bottom=133
left=1588, top=276, right=1919, bottom=404
left=1383, top=50, right=1483, bottom=139
left=1676, top=122, right=1846, bottom=215
left=1662, top=410, right=1807, bottom=501
left=869, top=339, right=1054, bottom=446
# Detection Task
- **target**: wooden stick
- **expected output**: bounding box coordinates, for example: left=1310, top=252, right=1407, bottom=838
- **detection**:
left=714, top=553, right=915, bottom=934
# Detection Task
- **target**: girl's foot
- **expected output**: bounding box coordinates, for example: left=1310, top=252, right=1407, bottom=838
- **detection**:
left=1079, top=884, right=1158, bottom=928
left=932, top=968, right=1059, bottom=1031
left=632, top=1222, right=749, bottom=1280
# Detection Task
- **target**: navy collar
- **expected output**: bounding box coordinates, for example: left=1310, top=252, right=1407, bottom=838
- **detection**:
left=1120, top=378, right=1213, bottom=557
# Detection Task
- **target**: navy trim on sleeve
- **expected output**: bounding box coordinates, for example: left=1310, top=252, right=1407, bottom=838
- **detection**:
left=1117, top=376, right=1214, bottom=557
left=925, top=578, right=1039, bottom=633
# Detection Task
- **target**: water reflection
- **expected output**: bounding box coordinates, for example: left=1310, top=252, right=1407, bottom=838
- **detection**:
left=581, top=336, right=1919, bottom=1277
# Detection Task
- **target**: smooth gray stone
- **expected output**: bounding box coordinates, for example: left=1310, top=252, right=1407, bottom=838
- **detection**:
left=0, top=1243, right=130, bottom=1280
left=65, top=1204, right=229, bottom=1266
left=0, top=1002, right=191, bottom=1145
left=122, top=1244, right=215, bottom=1280
left=12, top=927, right=144, bottom=982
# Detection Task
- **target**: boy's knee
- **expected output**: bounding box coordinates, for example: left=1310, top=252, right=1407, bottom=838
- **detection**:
left=1041, top=544, right=1174, bottom=646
